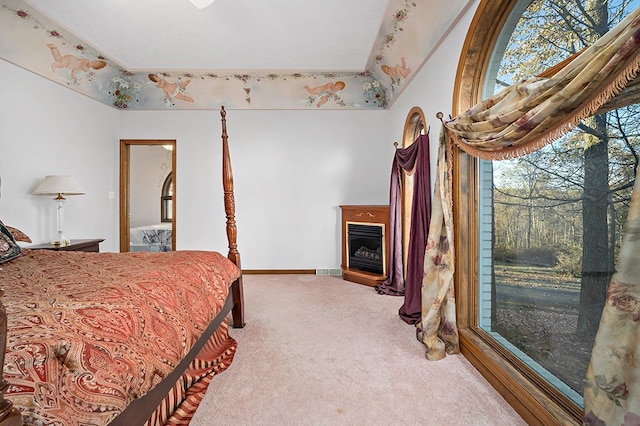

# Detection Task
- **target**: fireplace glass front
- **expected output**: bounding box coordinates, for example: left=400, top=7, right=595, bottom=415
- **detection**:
left=346, top=222, right=385, bottom=275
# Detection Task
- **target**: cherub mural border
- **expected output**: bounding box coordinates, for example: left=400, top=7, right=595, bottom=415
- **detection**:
left=0, top=0, right=467, bottom=110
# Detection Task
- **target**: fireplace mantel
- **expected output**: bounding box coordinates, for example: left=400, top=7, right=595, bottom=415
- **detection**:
left=340, top=205, right=390, bottom=287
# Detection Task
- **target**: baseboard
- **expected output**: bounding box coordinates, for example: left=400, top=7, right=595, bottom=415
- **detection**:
left=242, top=269, right=343, bottom=276
left=242, top=269, right=317, bottom=275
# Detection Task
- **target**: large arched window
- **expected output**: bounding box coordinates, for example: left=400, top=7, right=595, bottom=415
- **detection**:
left=453, top=1, right=639, bottom=423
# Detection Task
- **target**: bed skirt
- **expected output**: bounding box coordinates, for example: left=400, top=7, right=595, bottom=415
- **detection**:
left=146, top=321, right=237, bottom=425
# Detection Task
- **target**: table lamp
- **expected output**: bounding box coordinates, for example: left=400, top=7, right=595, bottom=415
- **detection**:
left=33, top=175, right=85, bottom=246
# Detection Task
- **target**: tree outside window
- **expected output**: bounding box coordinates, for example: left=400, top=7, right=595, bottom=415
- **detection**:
left=477, top=0, right=640, bottom=408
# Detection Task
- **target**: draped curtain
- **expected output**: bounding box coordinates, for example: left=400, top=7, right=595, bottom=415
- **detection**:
left=416, top=128, right=458, bottom=360
left=417, top=5, right=640, bottom=422
left=376, top=134, right=431, bottom=325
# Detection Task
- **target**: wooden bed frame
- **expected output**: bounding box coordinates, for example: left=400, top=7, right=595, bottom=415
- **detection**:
left=0, top=106, right=245, bottom=426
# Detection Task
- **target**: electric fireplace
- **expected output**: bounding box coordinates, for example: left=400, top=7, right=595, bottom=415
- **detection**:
left=340, top=205, right=389, bottom=286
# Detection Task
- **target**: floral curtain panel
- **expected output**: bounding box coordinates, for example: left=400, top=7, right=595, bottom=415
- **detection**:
left=418, top=5, right=640, bottom=422
left=583, top=166, right=640, bottom=425
left=416, top=128, right=458, bottom=360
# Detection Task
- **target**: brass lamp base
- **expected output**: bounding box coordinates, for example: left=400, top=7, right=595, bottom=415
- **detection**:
left=50, top=239, right=71, bottom=247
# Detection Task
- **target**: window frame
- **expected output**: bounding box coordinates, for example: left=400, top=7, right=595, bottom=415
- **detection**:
left=453, top=1, right=582, bottom=423
left=161, top=172, right=173, bottom=223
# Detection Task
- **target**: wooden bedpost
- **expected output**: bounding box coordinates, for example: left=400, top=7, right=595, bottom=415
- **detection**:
left=220, top=106, right=245, bottom=328
left=0, top=293, right=22, bottom=426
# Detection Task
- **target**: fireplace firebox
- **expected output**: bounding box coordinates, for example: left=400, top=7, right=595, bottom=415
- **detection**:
left=340, top=205, right=389, bottom=286
left=347, top=223, right=384, bottom=275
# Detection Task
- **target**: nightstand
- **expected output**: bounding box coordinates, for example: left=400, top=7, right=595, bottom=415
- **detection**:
left=28, top=238, right=104, bottom=253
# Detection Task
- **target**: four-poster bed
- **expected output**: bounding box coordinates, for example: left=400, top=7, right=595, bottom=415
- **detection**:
left=0, top=106, right=244, bottom=425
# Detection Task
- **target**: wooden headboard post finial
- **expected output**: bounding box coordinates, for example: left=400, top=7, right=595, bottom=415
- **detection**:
left=220, top=106, right=245, bottom=328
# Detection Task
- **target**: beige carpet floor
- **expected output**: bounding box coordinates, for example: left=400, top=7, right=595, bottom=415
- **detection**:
left=190, top=274, right=526, bottom=425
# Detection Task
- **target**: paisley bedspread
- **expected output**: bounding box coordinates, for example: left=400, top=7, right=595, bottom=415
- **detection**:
left=0, top=249, right=240, bottom=426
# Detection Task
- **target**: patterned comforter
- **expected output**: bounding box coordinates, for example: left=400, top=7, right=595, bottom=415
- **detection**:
left=1, top=249, right=240, bottom=425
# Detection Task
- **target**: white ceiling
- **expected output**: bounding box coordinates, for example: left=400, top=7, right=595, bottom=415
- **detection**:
left=25, top=0, right=391, bottom=72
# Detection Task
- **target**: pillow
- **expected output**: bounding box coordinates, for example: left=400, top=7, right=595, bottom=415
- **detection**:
left=0, top=221, right=23, bottom=264
left=5, top=225, right=32, bottom=243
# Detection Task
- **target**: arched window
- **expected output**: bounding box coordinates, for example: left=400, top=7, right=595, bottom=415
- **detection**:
left=454, top=1, right=639, bottom=423
left=161, top=172, right=172, bottom=223
left=402, top=107, right=427, bottom=267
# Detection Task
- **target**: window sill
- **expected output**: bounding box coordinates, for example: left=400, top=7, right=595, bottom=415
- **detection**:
left=459, top=327, right=581, bottom=425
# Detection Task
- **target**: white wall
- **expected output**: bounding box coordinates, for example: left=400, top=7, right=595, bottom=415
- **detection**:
left=388, top=1, right=478, bottom=185
left=0, top=59, right=119, bottom=250
left=118, top=109, right=394, bottom=269
left=0, top=1, right=477, bottom=268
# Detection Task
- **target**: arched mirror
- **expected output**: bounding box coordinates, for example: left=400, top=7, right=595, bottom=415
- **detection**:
left=119, top=140, right=176, bottom=252
left=401, top=107, right=426, bottom=270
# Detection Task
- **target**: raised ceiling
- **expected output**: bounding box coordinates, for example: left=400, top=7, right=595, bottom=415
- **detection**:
left=26, top=0, right=389, bottom=71
left=1, top=0, right=474, bottom=109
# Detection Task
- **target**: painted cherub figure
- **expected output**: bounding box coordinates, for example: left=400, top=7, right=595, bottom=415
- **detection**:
left=381, top=57, right=411, bottom=89
left=148, top=74, right=195, bottom=105
left=48, top=44, right=107, bottom=82
left=303, top=80, right=346, bottom=108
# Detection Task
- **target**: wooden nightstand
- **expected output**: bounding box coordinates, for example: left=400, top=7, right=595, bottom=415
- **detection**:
left=28, top=238, right=104, bottom=253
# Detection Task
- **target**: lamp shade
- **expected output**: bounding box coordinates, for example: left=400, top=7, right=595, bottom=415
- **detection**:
left=189, top=0, right=215, bottom=9
left=33, top=175, right=85, bottom=197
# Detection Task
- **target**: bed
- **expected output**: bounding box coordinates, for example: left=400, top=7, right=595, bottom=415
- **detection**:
left=129, top=223, right=172, bottom=252
left=0, top=106, right=245, bottom=426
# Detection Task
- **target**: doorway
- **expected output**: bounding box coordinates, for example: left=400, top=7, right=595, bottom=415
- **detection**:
left=119, top=140, right=176, bottom=252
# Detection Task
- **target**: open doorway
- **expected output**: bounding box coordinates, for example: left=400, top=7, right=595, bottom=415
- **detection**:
left=119, top=140, right=176, bottom=252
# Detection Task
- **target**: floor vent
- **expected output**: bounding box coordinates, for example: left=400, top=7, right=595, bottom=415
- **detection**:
left=315, top=268, right=342, bottom=276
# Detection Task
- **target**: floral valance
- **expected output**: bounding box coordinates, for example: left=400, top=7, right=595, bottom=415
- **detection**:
left=443, top=6, right=640, bottom=160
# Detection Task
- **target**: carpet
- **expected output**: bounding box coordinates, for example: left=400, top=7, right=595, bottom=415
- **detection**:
left=190, top=274, right=526, bottom=425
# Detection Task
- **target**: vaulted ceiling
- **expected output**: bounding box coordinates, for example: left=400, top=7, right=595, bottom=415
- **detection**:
left=1, top=0, right=473, bottom=110
left=28, top=0, right=390, bottom=71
